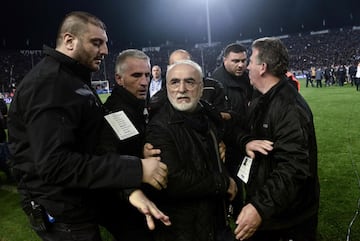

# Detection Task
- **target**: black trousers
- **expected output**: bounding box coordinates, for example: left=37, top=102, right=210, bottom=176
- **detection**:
left=248, top=216, right=318, bottom=241
left=35, top=222, right=102, bottom=241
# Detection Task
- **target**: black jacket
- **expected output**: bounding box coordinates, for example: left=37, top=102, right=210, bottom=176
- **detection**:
left=212, top=64, right=253, bottom=204
left=202, top=77, right=229, bottom=113
left=146, top=100, right=230, bottom=241
left=147, top=78, right=165, bottom=102
left=95, top=85, right=152, bottom=240
left=7, top=46, right=143, bottom=223
left=212, top=64, right=253, bottom=126
left=98, top=85, right=146, bottom=156
left=240, top=77, right=320, bottom=230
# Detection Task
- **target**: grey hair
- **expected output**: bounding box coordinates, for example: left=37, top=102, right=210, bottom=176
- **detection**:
left=115, top=49, right=150, bottom=75
left=166, top=59, right=204, bottom=81
left=251, top=37, right=289, bottom=77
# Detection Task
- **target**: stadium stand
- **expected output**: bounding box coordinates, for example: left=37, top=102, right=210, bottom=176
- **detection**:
left=1, top=26, right=360, bottom=99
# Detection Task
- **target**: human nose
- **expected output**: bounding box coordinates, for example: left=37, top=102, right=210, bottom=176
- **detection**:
left=140, top=75, right=150, bottom=86
left=178, top=80, right=187, bottom=92
left=101, top=43, right=109, bottom=56
left=141, top=77, right=149, bottom=86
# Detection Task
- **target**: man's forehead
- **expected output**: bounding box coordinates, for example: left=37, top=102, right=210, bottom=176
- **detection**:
left=126, top=58, right=150, bottom=68
left=86, top=24, right=108, bottom=41
left=169, top=64, right=196, bottom=74
left=227, top=51, right=247, bottom=59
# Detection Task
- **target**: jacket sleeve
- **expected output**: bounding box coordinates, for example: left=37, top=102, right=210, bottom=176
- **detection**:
left=249, top=104, right=316, bottom=219
left=16, top=82, right=143, bottom=190
left=212, top=80, right=229, bottom=113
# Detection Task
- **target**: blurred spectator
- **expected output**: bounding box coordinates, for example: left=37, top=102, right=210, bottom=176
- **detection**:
left=148, top=65, right=164, bottom=99
left=355, top=61, right=360, bottom=91
left=0, top=96, right=11, bottom=183
left=315, top=67, right=323, bottom=88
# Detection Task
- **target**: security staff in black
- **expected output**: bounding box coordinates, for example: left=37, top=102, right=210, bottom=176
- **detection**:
left=7, top=11, right=169, bottom=241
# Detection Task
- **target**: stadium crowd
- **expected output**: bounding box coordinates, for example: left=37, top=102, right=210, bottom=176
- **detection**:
left=1, top=26, right=360, bottom=96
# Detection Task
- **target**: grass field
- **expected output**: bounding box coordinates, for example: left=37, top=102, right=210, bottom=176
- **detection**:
left=1, top=80, right=360, bottom=241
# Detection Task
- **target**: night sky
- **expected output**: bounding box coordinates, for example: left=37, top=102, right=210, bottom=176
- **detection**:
left=1, top=0, right=359, bottom=50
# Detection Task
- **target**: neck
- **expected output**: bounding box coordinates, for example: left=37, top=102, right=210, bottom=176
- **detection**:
left=259, top=75, right=280, bottom=94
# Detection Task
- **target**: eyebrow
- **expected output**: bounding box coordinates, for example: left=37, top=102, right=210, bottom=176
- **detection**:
left=131, top=72, right=150, bottom=77
left=90, top=38, right=104, bottom=44
left=170, top=77, right=196, bottom=82
left=184, top=77, right=196, bottom=81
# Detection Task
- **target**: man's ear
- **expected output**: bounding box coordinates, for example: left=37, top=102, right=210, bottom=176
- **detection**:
left=63, top=32, right=76, bottom=51
left=115, top=73, right=124, bottom=86
left=260, top=63, right=267, bottom=76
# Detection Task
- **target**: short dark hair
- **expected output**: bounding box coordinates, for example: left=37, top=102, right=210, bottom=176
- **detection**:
left=56, top=11, right=106, bottom=47
left=223, top=43, right=247, bottom=57
left=252, top=37, right=289, bottom=77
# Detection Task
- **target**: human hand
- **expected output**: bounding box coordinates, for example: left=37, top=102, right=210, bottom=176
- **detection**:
left=143, top=143, right=161, bottom=158
left=227, top=177, right=237, bottom=201
left=219, top=141, right=226, bottom=162
left=245, top=140, right=273, bottom=159
left=129, top=189, right=171, bottom=230
left=141, top=157, right=168, bottom=190
left=220, top=112, right=231, bottom=120
left=234, top=203, right=262, bottom=240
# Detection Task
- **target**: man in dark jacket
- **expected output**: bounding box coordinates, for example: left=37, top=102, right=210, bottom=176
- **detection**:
left=234, top=37, right=319, bottom=241
left=7, top=11, right=170, bottom=241
left=212, top=43, right=253, bottom=125
left=212, top=43, right=253, bottom=217
left=96, top=49, right=157, bottom=241
left=146, top=60, right=238, bottom=241
left=148, top=65, right=165, bottom=100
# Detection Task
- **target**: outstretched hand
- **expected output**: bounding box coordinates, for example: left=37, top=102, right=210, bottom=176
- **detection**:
left=129, top=189, right=171, bottom=230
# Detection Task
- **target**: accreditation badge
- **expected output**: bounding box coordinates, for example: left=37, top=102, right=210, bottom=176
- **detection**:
left=237, top=156, right=253, bottom=184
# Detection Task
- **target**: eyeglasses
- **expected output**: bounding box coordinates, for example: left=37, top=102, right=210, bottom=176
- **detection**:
left=167, top=79, right=200, bottom=90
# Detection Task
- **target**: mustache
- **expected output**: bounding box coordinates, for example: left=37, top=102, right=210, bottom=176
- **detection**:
left=95, top=55, right=105, bottom=61
left=176, top=94, right=189, bottom=98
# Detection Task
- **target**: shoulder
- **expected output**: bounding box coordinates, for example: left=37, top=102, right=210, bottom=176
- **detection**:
left=148, top=101, right=172, bottom=125
left=211, top=65, right=226, bottom=78
left=204, top=77, right=224, bottom=88
left=103, top=87, right=122, bottom=107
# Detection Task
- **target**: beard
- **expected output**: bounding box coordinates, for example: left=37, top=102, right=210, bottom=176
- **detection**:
left=73, top=42, right=101, bottom=72
left=169, top=97, right=198, bottom=112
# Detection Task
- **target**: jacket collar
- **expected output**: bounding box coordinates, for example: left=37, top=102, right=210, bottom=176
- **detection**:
left=111, top=85, right=145, bottom=111
left=217, top=64, right=250, bottom=88
left=262, top=76, right=291, bottom=101
left=43, top=45, right=92, bottom=85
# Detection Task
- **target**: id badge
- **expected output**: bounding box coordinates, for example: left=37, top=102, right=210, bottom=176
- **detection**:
left=104, top=110, right=139, bottom=140
left=237, top=156, right=253, bottom=183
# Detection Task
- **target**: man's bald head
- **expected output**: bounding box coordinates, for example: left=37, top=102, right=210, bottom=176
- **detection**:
left=169, top=49, right=191, bottom=65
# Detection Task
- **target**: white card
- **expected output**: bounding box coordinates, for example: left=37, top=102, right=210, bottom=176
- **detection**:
left=104, top=110, right=139, bottom=140
left=237, top=156, right=253, bottom=184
